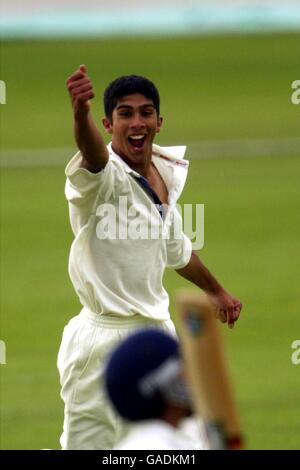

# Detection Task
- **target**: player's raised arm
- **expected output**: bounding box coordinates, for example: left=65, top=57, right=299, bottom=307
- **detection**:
left=66, top=64, right=109, bottom=173
left=176, top=251, right=242, bottom=328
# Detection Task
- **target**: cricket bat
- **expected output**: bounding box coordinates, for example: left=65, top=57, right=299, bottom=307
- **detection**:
left=176, top=290, right=244, bottom=450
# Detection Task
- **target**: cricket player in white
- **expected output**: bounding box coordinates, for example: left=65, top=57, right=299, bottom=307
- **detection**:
left=58, top=65, right=242, bottom=450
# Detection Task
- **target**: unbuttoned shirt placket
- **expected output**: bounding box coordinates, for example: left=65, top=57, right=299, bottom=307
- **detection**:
left=108, top=145, right=186, bottom=240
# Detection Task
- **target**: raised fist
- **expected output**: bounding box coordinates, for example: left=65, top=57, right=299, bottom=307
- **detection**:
left=66, top=64, right=95, bottom=119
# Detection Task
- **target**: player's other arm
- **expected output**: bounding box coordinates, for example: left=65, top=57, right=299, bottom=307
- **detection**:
left=176, top=251, right=242, bottom=328
left=66, top=64, right=109, bottom=173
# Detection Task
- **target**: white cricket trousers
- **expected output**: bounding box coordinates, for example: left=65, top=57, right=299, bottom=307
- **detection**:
left=57, top=307, right=176, bottom=450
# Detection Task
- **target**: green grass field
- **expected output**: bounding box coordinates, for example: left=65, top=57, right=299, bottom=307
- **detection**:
left=0, top=33, right=300, bottom=450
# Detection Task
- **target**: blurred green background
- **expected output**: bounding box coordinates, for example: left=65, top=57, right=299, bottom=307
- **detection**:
left=0, top=33, right=300, bottom=449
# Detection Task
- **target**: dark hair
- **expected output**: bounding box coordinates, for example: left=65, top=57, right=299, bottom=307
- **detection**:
left=103, top=75, right=160, bottom=120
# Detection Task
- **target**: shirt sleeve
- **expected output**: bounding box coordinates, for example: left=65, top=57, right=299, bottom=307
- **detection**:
left=165, top=207, right=192, bottom=269
left=65, top=151, right=126, bottom=235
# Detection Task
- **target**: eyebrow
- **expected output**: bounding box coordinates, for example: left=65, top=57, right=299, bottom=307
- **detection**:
left=116, top=104, right=155, bottom=110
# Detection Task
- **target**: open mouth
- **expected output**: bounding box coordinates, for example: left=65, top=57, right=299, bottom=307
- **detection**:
left=128, top=134, right=146, bottom=149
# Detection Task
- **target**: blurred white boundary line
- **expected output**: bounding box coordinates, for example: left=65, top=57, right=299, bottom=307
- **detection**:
left=0, top=137, right=300, bottom=168
left=0, top=147, right=74, bottom=169
left=189, top=136, right=300, bottom=159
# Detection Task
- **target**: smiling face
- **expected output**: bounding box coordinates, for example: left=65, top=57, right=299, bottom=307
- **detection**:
left=103, top=93, right=163, bottom=170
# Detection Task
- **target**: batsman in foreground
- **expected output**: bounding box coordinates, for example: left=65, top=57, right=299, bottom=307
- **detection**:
left=104, top=328, right=195, bottom=450
left=57, top=64, right=242, bottom=449
left=104, top=294, right=244, bottom=450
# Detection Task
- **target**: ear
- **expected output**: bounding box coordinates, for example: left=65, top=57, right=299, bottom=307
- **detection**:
left=156, top=116, right=163, bottom=134
left=102, top=117, right=113, bottom=134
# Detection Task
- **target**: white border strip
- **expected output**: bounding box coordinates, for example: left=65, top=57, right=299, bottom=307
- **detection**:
left=1, top=5, right=300, bottom=40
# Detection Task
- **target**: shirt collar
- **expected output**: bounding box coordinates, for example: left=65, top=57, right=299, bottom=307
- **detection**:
left=107, top=142, right=189, bottom=172
left=107, top=141, right=189, bottom=203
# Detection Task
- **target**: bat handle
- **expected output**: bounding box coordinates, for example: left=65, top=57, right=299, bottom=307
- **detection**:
left=204, top=422, right=245, bottom=450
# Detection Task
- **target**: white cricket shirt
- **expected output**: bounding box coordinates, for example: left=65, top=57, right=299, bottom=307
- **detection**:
left=65, top=143, right=192, bottom=320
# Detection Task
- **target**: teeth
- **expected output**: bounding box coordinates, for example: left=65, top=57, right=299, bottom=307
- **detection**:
left=130, top=135, right=144, bottom=140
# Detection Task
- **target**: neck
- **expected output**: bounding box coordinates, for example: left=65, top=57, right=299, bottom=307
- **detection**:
left=161, top=404, right=190, bottom=428
left=127, top=158, right=152, bottom=178
left=111, top=145, right=153, bottom=178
